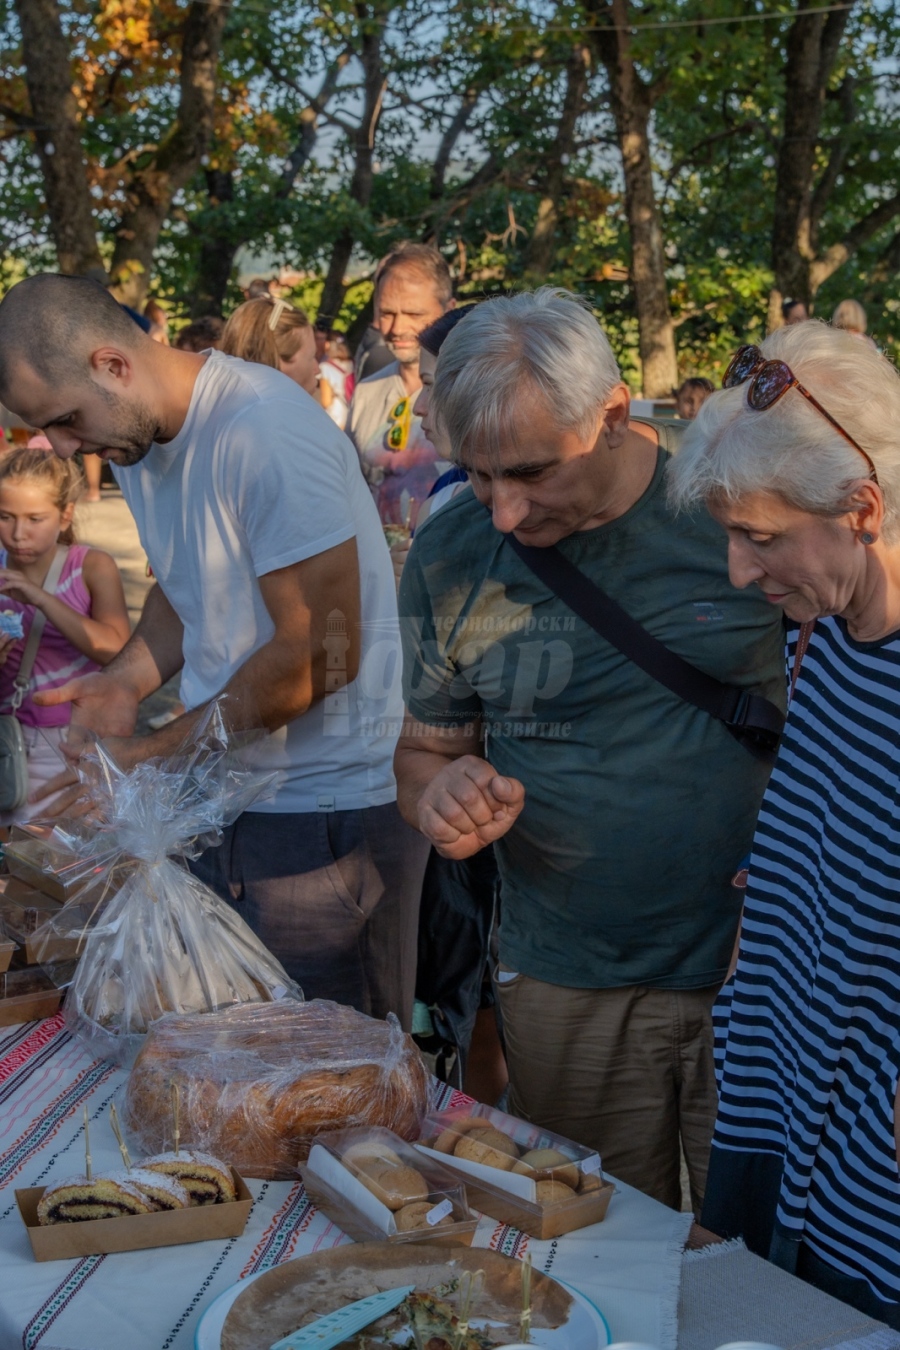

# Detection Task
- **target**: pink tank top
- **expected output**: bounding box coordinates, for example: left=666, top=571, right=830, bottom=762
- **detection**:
left=0, top=545, right=102, bottom=728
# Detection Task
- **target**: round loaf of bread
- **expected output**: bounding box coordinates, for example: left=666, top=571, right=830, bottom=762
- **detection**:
left=123, top=1000, right=429, bottom=1180
left=395, top=1200, right=453, bottom=1232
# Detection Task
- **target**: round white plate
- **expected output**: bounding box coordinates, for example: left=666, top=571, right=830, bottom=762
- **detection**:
left=195, top=1266, right=611, bottom=1350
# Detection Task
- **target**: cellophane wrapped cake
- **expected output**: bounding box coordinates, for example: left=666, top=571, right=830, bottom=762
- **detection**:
left=123, top=1000, right=431, bottom=1179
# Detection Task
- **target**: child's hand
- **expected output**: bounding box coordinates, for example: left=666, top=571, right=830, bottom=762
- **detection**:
left=0, top=567, right=41, bottom=606
left=0, top=633, right=17, bottom=666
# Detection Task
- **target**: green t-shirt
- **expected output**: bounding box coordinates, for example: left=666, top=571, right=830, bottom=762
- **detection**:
left=399, top=439, right=786, bottom=990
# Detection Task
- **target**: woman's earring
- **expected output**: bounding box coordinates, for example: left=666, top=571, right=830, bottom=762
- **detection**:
left=860, top=532, right=876, bottom=545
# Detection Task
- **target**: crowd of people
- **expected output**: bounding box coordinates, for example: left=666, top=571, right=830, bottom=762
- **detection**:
left=0, top=250, right=897, bottom=1326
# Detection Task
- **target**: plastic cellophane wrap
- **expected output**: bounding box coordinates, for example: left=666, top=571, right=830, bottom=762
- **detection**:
left=122, top=999, right=431, bottom=1179
left=31, top=703, right=302, bottom=1065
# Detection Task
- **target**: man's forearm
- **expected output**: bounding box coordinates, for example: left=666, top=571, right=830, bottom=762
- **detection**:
left=114, top=629, right=323, bottom=762
left=103, top=584, right=185, bottom=700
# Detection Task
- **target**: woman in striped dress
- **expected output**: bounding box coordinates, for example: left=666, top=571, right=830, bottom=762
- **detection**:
left=668, top=321, right=900, bottom=1325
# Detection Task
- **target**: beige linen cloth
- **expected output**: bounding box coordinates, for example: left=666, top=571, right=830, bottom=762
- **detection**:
left=679, top=1240, right=900, bottom=1350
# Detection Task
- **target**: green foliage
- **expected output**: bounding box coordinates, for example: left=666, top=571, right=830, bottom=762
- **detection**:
left=1, top=0, right=899, bottom=373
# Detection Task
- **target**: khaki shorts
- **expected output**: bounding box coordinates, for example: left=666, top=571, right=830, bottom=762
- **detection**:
left=496, top=968, right=719, bottom=1212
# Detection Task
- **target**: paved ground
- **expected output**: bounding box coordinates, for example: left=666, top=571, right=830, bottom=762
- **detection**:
left=73, top=486, right=181, bottom=732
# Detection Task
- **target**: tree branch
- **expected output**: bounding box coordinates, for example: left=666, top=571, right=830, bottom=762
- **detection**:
left=0, top=103, right=38, bottom=130
left=430, top=84, right=481, bottom=202
left=277, top=51, right=350, bottom=198
left=809, top=72, right=856, bottom=246
left=811, top=190, right=900, bottom=289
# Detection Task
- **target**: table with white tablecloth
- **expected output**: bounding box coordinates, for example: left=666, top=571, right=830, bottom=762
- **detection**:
left=1, top=1014, right=898, bottom=1350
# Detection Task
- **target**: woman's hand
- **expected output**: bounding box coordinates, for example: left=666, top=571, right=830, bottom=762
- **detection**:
left=0, top=567, right=42, bottom=607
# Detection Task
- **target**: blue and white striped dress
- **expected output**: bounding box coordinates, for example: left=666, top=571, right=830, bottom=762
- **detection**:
left=711, top=614, right=900, bottom=1305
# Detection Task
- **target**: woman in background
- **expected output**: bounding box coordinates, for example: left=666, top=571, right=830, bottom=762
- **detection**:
left=221, top=297, right=320, bottom=398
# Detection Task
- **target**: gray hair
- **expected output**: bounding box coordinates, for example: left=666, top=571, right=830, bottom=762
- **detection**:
left=668, top=321, right=900, bottom=543
left=430, top=287, right=621, bottom=461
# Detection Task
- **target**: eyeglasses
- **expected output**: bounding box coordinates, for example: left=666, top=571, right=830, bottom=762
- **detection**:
left=723, top=344, right=879, bottom=485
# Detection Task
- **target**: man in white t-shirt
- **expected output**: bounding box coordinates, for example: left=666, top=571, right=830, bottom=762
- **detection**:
left=0, top=273, right=428, bottom=1027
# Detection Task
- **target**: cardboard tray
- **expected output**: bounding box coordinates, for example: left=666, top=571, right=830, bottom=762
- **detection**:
left=418, top=1103, right=614, bottom=1240
left=0, top=938, right=14, bottom=974
left=16, top=1169, right=252, bottom=1260
left=4, top=837, right=98, bottom=902
left=0, top=871, right=88, bottom=964
left=423, top=1167, right=614, bottom=1240
left=300, top=1126, right=477, bottom=1247
left=0, top=970, right=64, bottom=1027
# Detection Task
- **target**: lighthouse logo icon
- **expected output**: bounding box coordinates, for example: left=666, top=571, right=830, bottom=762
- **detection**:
left=323, top=608, right=351, bottom=736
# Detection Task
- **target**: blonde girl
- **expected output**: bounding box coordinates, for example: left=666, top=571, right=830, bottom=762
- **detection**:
left=221, top=297, right=321, bottom=397
left=0, top=448, right=130, bottom=820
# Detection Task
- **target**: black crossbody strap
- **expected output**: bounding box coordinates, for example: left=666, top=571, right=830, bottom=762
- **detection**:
left=506, top=534, right=784, bottom=761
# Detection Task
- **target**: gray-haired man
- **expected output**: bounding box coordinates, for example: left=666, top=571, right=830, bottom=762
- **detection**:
left=395, top=288, right=785, bottom=1212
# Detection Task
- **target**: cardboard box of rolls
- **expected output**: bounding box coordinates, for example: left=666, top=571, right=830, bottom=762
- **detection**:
left=0, top=824, right=129, bottom=1025
left=0, top=840, right=75, bottom=1026
left=17, top=1105, right=252, bottom=1261
left=416, top=1103, right=614, bottom=1239
left=300, top=1125, right=478, bottom=1247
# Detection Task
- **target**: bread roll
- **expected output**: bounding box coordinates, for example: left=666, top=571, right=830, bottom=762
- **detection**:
left=512, top=1148, right=579, bottom=1188
left=535, top=1179, right=576, bottom=1204
left=433, top=1116, right=493, bottom=1154
left=454, top=1128, right=519, bottom=1171
left=395, top=1200, right=453, bottom=1232
left=342, top=1141, right=403, bottom=1171
left=355, top=1161, right=429, bottom=1211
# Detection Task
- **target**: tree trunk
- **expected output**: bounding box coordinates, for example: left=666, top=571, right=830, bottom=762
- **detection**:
left=14, top=0, right=104, bottom=277
left=524, top=44, right=590, bottom=281
left=589, top=0, right=677, bottom=397
left=109, top=0, right=230, bottom=306
left=317, top=8, right=387, bottom=325
left=191, top=170, right=237, bottom=317
left=190, top=56, right=347, bottom=318
left=424, top=83, right=481, bottom=244
left=770, top=4, right=853, bottom=314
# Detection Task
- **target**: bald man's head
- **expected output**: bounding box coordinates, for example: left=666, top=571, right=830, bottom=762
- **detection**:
left=0, top=274, right=171, bottom=467
left=0, top=273, right=146, bottom=401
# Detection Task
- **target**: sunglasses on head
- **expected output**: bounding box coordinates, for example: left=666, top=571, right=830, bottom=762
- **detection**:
left=722, top=344, right=879, bottom=485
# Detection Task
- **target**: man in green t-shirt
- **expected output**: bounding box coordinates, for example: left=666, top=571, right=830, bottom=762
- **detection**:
left=395, top=289, right=785, bottom=1213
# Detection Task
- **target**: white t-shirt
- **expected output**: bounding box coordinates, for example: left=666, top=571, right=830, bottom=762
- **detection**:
left=114, top=351, right=402, bottom=814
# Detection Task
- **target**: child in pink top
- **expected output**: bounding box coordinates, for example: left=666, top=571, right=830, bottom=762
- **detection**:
left=0, top=448, right=130, bottom=821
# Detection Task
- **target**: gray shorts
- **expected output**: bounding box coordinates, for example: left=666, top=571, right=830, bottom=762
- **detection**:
left=189, top=802, right=429, bottom=1031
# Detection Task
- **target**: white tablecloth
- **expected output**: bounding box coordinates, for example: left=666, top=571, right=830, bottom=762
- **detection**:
left=0, top=1014, right=689, bottom=1350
